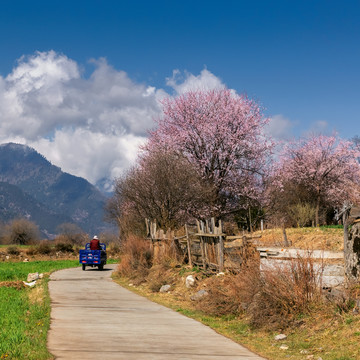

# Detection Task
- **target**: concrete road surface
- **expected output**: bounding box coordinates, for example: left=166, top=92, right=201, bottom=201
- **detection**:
left=47, top=265, right=265, bottom=360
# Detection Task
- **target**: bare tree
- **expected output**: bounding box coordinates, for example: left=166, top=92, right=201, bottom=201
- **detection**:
left=106, top=150, right=215, bottom=234
left=56, top=222, right=87, bottom=245
left=5, top=218, right=40, bottom=245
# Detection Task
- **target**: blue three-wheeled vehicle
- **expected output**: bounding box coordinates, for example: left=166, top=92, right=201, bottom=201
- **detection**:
left=79, top=243, right=107, bottom=271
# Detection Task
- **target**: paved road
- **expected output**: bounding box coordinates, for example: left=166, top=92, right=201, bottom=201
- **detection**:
left=47, top=265, right=265, bottom=360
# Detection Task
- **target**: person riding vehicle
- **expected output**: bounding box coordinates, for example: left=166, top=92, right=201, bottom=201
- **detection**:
left=90, top=235, right=101, bottom=250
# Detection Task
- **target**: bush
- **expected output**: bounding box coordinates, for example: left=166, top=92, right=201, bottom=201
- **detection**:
left=35, top=242, right=53, bottom=255
left=248, top=254, right=323, bottom=329
left=116, top=235, right=153, bottom=284
left=147, top=265, right=176, bottom=292
left=55, top=224, right=87, bottom=246
left=55, top=242, right=74, bottom=253
left=6, top=245, right=20, bottom=256
left=289, top=203, right=316, bottom=227
left=107, top=242, right=121, bottom=256
left=195, top=261, right=261, bottom=316
left=6, top=219, right=40, bottom=245
left=195, top=253, right=323, bottom=329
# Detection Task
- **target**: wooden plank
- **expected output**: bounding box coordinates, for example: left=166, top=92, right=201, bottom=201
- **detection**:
left=200, top=236, right=206, bottom=269
left=211, top=217, right=216, bottom=234
left=196, top=220, right=201, bottom=234
left=218, top=235, right=224, bottom=272
left=225, top=235, right=261, bottom=241
left=204, top=237, right=210, bottom=267
left=205, top=219, right=210, bottom=233
left=194, top=233, right=226, bottom=237
left=185, top=224, right=192, bottom=268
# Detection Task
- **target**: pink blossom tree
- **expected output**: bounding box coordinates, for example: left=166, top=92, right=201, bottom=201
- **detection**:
left=275, top=134, right=360, bottom=226
left=147, top=89, right=273, bottom=217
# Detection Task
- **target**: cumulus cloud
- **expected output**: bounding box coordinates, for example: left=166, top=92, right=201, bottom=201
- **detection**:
left=0, top=51, right=225, bottom=190
left=265, top=114, right=294, bottom=140
left=306, top=120, right=330, bottom=135
left=166, top=68, right=225, bottom=94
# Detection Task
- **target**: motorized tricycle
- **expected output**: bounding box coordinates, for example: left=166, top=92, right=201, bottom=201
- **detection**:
left=79, top=243, right=107, bottom=271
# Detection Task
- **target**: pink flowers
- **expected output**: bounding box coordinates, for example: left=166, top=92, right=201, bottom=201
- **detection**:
left=146, top=89, right=273, bottom=215
left=275, top=134, right=360, bottom=225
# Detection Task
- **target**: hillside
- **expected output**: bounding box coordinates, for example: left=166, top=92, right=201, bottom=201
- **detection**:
left=0, top=143, right=111, bottom=237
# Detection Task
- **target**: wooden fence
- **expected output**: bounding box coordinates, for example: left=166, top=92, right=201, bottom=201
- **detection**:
left=145, top=218, right=260, bottom=272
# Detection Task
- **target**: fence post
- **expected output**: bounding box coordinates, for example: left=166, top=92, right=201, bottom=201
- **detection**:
left=185, top=224, right=193, bottom=267
left=218, top=234, right=224, bottom=272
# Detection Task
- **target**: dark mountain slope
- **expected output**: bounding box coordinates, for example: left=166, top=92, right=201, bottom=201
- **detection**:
left=0, top=181, right=72, bottom=236
left=0, top=143, right=109, bottom=236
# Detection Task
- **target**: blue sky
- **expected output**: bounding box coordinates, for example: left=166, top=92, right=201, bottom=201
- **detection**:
left=0, top=0, right=359, bottom=186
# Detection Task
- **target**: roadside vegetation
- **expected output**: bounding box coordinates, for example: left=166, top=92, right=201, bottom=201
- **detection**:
left=0, top=231, right=121, bottom=360
left=104, top=88, right=360, bottom=359
left=0, top=260, right=79, bottom=360
left=111, top=232, right=360, bottom=360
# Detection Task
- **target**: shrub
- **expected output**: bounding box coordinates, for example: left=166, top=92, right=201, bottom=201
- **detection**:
left=6, top=245, right=20, bottom=256
left=35, top=241, right=53, bottom=255
left=55, top=223, right=87, bottom=246
left=248, top=253, right=323, bottom=329
left=107, top=242, right=121, bottom=256
left=6, top=219, right=40, bottom=245
left=147, top=265, right=176, bottom=292
left=25, top=246, right=37, bottom=256
left=195, top=253, right=323, bottom=329
left=195, top=261, right=261, bottom=316
left=116, top=235, right=153, bottom=284
left=289, top=203, right=316, bottom=227
left=55, top=242, right=74, bottom=253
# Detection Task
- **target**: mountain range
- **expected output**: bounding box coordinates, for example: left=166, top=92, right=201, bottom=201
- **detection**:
left=0, top=143, right=113, bottom=238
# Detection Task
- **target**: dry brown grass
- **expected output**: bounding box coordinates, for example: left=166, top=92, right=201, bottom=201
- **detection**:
left=194, top=261, right=260, bottom=316
left=116, top=235, right=153, bottom=284
left=0, top=281, right=24, bottom=290
left=248, top=255, right=324, bottom=329
left=28, top=282, right=45, bottom=304
left=193, top=253, right=325, bottom=330
left=253, top=227, right=343, bottom=250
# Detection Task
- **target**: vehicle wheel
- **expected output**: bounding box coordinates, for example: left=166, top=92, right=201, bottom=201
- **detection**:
left=82, top=264, right=86, bottom=271
left=98, top=264, right=104, bottom=271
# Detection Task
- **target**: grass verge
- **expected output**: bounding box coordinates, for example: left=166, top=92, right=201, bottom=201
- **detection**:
left=0, top=260, right=80, bottom=359
left=112, top=270, right=360, bottom=360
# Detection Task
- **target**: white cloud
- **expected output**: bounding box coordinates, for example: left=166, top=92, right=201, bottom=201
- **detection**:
left=306, top=120, right=330, bottom=135
left=265, top=114, right=294, bottom=140
left=32, top=128, right=146, bottom=184
left=166, top=68, right=225, bottom=94
left=0, top=51, right=226, bottom=190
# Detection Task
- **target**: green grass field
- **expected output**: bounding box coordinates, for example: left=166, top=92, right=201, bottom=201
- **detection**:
left=0, top=260, right=80, bottom=360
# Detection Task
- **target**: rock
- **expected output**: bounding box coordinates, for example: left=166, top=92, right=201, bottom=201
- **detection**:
left=159, top=284, right=171, bottom=293
left=300, top=349, right=309, bottom=354
left=129, top=283, right=134, bottom=287
left=27, top=272, right=39, bottom=282
left=5, top=255, right=9, bottom=260
left=185, top=275, right=195, bottom=288
left=217, top=272, right=225, bottom=276
left=39, top=273, right=44, bottom=279
left=23, top=258, right=29, bottom=262
left=23, top=281, right=36, bottom=287
left=274, top=334, right=287, bottom=341
left=306, top=356, right=314, bottom=360
left=190, top=289, right=209, bottom=301
left=279, top=344, right=289, bottom=350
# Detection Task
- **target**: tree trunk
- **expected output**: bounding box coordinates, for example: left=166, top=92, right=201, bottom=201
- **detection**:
left=248, top=207, right=253, bottom=233
left=282, top=222, right=290, bottom=247
left=315, top=195, right=320, bottom=227
left=345, top=219, right=360, bottom=281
